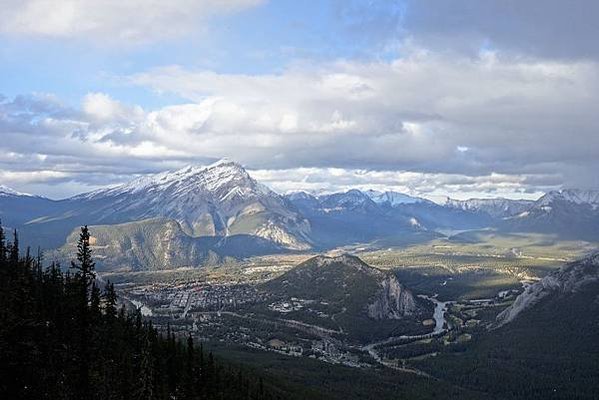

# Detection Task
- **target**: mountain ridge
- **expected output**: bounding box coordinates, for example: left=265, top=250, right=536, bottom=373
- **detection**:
left=445, top=197, right=535, bottom=218
left=21, top=160, right=312, bottom=250
left=496, top=252, right=599, bottom=326
left=2, top=162, right=599, bottom=269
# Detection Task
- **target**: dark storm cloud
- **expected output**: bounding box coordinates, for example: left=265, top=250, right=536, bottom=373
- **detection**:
left=403, top=0, right=599, bottom=60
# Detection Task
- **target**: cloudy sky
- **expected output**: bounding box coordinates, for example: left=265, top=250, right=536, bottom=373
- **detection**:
left=1, top=0, right=598, bottom=201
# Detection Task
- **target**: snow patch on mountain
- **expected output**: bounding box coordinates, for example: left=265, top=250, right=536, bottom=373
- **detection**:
left=536, top=189, right=599, bottom=209
left=68, top=159, right=311, bottom=249
left=365, top=190, right=427, bottom=206
left=0, top=185, right=33, bottom=197
left=445, top=197, right=534, bottom=218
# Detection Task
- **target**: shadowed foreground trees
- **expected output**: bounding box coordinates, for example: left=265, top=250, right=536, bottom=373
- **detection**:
left=0, top=223, right=276, bottom=400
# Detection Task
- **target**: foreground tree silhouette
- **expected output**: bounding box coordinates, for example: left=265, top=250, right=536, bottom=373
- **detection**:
left=70, top=225, right=97, bottom=399
left=71, top=225, right=96, bottom=289
left=0, top=220, right=5, bottom=262
left=0, top=222, right=277, bottom=400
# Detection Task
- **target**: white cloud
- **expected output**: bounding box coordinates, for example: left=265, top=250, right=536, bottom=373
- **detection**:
left=1, top=46, right=598, bottom=198
left=249, top=167, right=551, bottom=202
left=0, top=0, right=263, bottom=44
left=0, top=169, right=71, bottom=184
left=403, top=0, right=599, bottom=60
left=127, top=50, right=599, bottom=180
left=83, top=92, right=143, bottom=122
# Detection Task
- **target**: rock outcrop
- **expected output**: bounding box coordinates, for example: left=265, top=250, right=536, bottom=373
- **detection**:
left=367, top=275, right=417, bottom=320
left=496, top=253, right=599, bottom=326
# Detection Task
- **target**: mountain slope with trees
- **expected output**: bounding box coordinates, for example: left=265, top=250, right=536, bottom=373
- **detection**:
left=414, top=253, right=599, bottom=399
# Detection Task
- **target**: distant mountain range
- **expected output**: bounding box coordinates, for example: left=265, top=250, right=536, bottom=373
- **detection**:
left=504, top=189, right=599, bottom=240
left=445, top=197, right=535, bottom=218
left=1, top=160, right=598, bottom=270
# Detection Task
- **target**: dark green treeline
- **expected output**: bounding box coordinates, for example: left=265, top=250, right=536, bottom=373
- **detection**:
left=0, top=223, right=275, bottom=400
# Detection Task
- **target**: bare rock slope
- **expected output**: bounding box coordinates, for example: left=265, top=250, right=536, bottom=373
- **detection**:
left=497, top=253, right=599, bottom=326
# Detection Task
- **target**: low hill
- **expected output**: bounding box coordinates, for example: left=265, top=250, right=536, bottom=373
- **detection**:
left=261, top=255, right=430, bottom=341
left=50, top=218, right=285, bottom=271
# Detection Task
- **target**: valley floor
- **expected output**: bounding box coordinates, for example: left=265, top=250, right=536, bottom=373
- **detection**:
left=98, top=231, right=596, bottom=399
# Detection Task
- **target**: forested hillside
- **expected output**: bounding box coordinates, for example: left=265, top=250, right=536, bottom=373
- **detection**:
left=414, top=254, right=599, bottom=399
left=0, top=223, right=276, bottom=400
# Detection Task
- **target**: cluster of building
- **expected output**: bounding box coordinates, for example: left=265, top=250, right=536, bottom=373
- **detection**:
left=123, top=282, right=269, bottom=319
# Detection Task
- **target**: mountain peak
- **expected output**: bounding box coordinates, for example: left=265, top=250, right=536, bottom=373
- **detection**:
left=65, top=158, right=310, bottom=249
left=285, top=191, right=317, bottom=201
left=538, top=189, right=599, bottom=207
left=446, top=197, right=535, bottom=218
left=0, top=184, right=32, bottom=197
left=206, top=157, right=238, bottom=168
left=306, top=253, right=376, bottom=273
left=265, top=253, right=419, bottom=324
left=365, top=189, right=427, bottom=206
left=83, top=159, right=253, bottom=199
left=171, top=158, right=247, bottom=179
left=320, top=189, right=376, bottom=209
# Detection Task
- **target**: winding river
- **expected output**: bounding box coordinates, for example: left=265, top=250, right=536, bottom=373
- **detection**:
left=418, top=294, right=451, bottom=334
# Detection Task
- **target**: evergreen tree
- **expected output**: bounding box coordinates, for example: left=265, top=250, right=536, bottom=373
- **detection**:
left=184, top=333, right=196, bottom=399
left=70, top=225, right=96, bottom=400
left=90, top=282, right=102, bottom=322
left=9, top=229, right=19, bottom=264
left=136, top=331, right=155, bottom=400
left=0, top=220, right=6, bottom=262
left=103, top=281, right=118, bottom=320
left=0, top=223, right=277, bottom=400
left=71, top=225, right=96, bottom=289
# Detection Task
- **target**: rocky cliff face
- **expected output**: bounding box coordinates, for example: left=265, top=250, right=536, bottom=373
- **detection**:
left=45, top=159, right=312, bottom=250
left=264, top=254, right=419, bottom=321
left=496, top=253, right=599, bottom=326
left=367, top=275, right=417, bottom=320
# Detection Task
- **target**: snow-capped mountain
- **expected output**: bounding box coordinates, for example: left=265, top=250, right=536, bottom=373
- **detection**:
left=78, top=159, right=268, bottom=203
left=318, top=189, right=381, bottom=213
left=365, top=190, right=429, bottom=206
left=0, top=184, right=58, bottom=229
left=284, top=189, right=422, bottom=248
left=535, top=189, right=599, bottom=209
left=77, top=160, right=312, bottom=249
left=284, top=191, right=320, bottom=210
left=445, top=197, right=535, bottom=218
left=505, top=189, right=599, bottom=240
left=0, top=185, right=30, bottom=197
left=3, top=160, right=599, bottom=268
left=27, top=160, right=311, bottom=250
